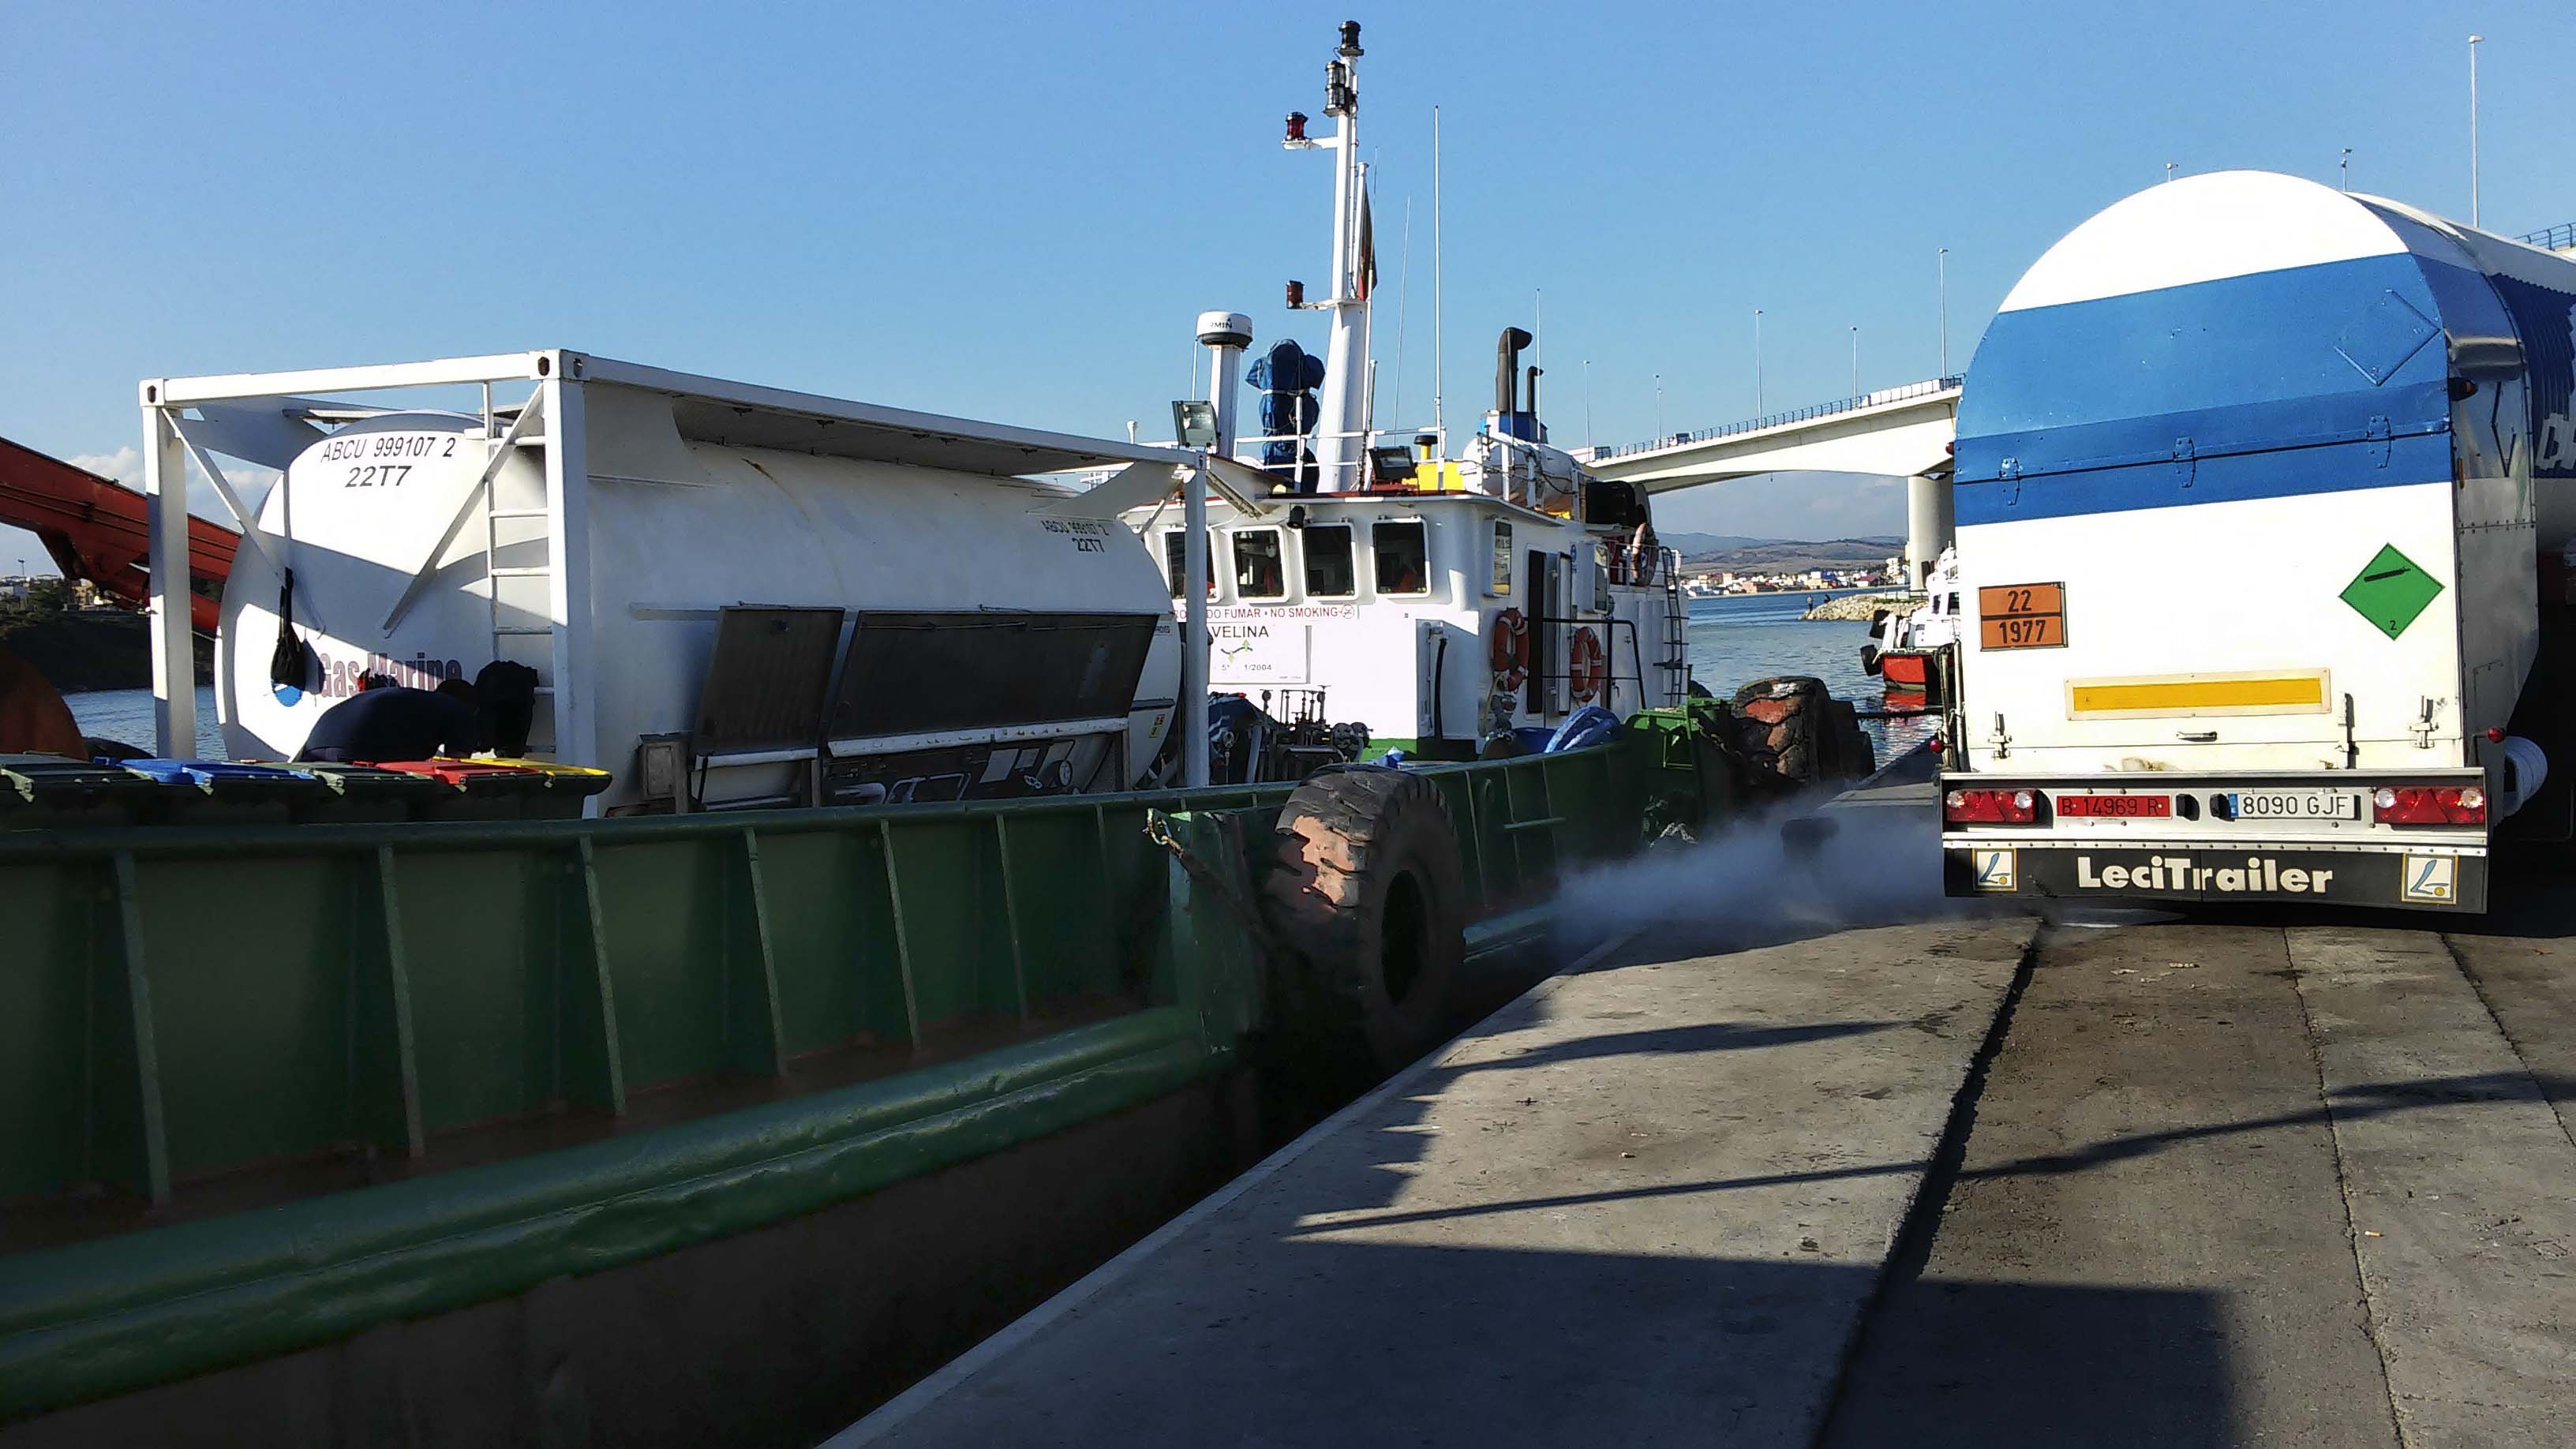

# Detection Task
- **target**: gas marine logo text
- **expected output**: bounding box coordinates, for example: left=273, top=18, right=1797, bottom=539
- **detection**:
left=2075, top=855, right=2334, bottom=894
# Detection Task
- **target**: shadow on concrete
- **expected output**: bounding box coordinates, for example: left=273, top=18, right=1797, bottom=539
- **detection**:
left=1817, top=1275, right=2242, bottom=1448
left=854, top=1241, right=2236, bottom=1448
left=1437, top=1017, right=1899, bottom=1076
left=1305, top=1012, right=1905, bottom=1211
left=1288, top=1069, right=2567, bottom=1240
left=2105, top=866, right=2576, bottom=943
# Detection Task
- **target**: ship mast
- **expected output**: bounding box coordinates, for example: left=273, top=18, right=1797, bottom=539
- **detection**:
left=1286, top=21, right=1368, bottom=492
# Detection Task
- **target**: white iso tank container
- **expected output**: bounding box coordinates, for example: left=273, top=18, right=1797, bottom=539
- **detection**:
left=213, top=373, right=1182, bottom=812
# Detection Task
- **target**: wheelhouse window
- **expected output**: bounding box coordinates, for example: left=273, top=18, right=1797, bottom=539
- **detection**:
left=1302, top=523, right=1357, bottom=597
left=1162, top=530, right=1186, bottom=597
left=1489, top=522, right=1514, bottom=597
left=1372, top=518, right=1429, bottom=596
left=1234, top=528, right=1286, bottom=600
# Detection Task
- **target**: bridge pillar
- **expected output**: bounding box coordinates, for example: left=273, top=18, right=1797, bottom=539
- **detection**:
left=1905, top=474, right=1953, bottom=590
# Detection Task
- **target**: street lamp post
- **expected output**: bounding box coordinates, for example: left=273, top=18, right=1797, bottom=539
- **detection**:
left=1753, top=309, right=1765, bottom=415
left=2340, top=147, right=2351, bottom=190
left=1849, top=326, right=1859, bottom=399
left=1937, top=247, right=1949, bottom=378
left=1653, top=373, right=1663, bottom=439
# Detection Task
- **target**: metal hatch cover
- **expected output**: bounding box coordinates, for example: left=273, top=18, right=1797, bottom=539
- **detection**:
left=828, top=612, right=1157, bottom=738
left=692, top=606, right=846, bottom=751
left=2334, top=288, right=2440, bottom=387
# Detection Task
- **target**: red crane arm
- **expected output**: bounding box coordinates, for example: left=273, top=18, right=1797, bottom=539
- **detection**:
left=0, top=436, right=241, bottom=635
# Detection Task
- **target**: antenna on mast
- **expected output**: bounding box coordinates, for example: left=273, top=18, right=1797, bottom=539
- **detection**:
left=1391, top=195, right=1413, bottom=426
left=1432, top=104, right=1444, bottom=447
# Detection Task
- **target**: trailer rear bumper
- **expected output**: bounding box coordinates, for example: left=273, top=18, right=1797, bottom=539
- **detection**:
left=1942, top=840, right=2486, bottom=912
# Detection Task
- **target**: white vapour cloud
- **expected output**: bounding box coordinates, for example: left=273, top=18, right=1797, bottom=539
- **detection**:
left=69, top=447, right=143, bottom=485
left=1553, top=791, right=1964, bottom=960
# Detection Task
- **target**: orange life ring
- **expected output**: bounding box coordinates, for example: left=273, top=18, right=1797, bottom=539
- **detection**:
left=1489, top=608, right=1530, bottom=691
left=1569, top=627, right=1608, bottom=702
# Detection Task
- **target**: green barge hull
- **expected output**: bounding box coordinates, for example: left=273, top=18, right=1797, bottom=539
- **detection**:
left=2, top=714, right=1735, bottom=1439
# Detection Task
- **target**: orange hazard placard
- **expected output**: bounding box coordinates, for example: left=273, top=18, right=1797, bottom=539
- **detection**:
left=1979, top=582, right=2066, bottom=650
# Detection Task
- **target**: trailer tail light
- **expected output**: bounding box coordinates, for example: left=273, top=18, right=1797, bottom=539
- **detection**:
left=2371, top=785, right=2485, bottom=826
left=1945, top=788, right=2037, bottom=824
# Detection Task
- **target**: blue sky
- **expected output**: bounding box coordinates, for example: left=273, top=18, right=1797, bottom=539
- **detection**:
left=5, top=0, right=2571, bottom=571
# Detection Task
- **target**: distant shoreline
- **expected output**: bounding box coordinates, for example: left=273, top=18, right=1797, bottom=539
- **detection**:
left=0, top=608, right=213, bottom=692
left=1687, top=584, right=1890, bottom=601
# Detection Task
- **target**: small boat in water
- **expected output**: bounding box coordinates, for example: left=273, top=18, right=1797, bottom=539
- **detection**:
left=1863, top=545, right=1958, bottom=703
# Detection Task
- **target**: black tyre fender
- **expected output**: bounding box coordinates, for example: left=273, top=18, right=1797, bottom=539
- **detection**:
left=1826, top=697, right=1874, bottom=781
left=1257, top=766, right=1467, bottom=1079
left=1859, top=642, right=1883, bottom=676
left=1731, top=676, right=1830, bottom=787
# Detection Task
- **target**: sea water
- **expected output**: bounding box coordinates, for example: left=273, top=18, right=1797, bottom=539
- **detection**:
left=66, top=686, right=227, bottom=759
left=65, top=598, right=1930, bottom=768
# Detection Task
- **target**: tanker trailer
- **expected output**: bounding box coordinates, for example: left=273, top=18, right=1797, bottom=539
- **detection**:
left=203, top=354, right=1185, bottom=813
left=1940, top=170, right=2576, bottom=912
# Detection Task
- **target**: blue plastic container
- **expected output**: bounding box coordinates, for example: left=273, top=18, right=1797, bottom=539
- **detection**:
left=117, top=758, right=325, bottom=824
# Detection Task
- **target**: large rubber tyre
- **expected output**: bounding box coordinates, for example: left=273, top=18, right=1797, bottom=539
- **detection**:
left=1259, top=766, right=1468, bottom=1082
left=1828, top=697, right=1874, bottom=781
left=1732, top=676, right=1831, bottom=788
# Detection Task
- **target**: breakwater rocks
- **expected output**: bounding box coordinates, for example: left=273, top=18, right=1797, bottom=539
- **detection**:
left=1803, top=592, right=1920, bottom=623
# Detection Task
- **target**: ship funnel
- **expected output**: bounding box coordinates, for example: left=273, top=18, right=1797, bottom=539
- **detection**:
left=1494, top=327, right=1533, bottom=413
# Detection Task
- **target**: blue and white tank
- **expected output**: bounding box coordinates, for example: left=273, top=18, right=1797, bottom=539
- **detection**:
left=1951, top=171, right=2576, bottom=772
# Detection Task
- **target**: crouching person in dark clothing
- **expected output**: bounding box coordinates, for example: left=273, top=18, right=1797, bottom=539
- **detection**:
left=474, top=661, right=541, bottom=757
left=295, top=678, right=482, bottom=763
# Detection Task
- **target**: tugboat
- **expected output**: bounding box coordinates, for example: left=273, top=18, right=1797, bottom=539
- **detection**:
left=1114, top=21, right=1692, bottom=775
left=1863, top=543, right=1957, bottom=703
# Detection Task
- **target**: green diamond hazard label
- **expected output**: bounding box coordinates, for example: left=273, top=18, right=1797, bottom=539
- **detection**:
left=2341, top=545, right=2443, bottom=640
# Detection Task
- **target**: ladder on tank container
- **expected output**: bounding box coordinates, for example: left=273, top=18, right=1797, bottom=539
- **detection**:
left=480, top=399, right=558, bottom=757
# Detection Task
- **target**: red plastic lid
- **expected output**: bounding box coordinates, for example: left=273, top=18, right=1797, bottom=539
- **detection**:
left=370, top=759, right=546, bottom=786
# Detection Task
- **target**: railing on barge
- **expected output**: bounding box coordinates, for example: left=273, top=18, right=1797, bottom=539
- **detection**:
left=0, top=738, right=1673, bottom=1421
